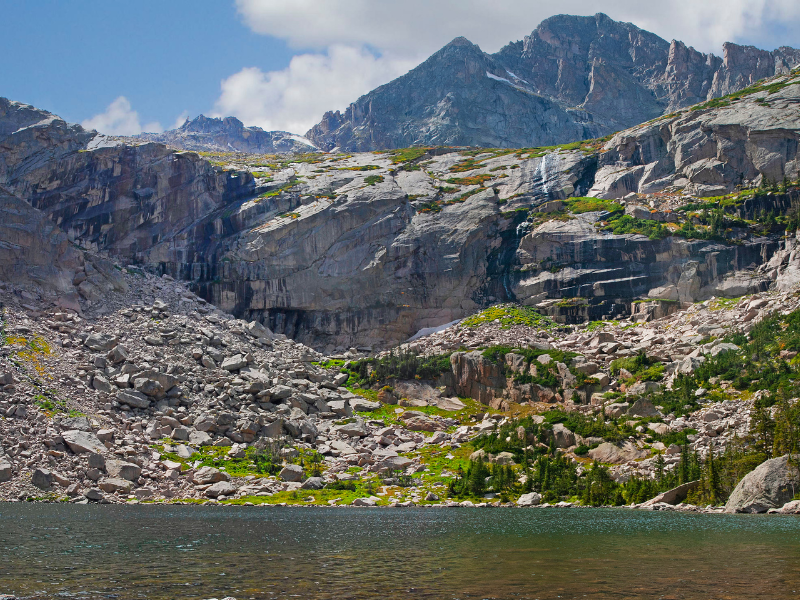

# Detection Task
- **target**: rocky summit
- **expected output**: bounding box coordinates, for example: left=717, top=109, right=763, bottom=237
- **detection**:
left=2, top=24, right=800, bottom=518
left=307, top=13, right=800, bottom=152
left=131, top=115, right=317, bottom=154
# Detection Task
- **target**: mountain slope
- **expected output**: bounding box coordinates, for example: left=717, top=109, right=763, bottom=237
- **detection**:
left=133, top=115, right=316, bottom=154
left=307, top=13, right=800, bottom=152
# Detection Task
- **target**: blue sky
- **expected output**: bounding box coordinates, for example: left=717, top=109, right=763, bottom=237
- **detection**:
left=2, top=0, right=799, bottom=136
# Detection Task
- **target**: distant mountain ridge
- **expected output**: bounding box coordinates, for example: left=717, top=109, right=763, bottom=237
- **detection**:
left=306, top=12, right=800, bottom=151
left=133, top=114, right=316, bottom=154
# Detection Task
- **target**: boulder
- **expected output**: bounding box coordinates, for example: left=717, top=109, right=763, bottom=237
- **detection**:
left=626, top=398, right=661, bottom=418
left=105, top=459, right=142, bottom=481
left=221, top=354, right=247, bottom=371
left=517, top=492, right=542, bottom=506
left=349, top=397, right=381, bottom=412
left=300, top=477, right=325, bottom=490
left=588, top=442, right=648, bottom=464
left=545, top=423, right=576, bottom=448
left=115, top=389, right=151, bottom=409
left=640, top=481, right=699, bottom=507
left=192, top=466, right=229, bottom=485
left=493, top=451, right=515, bottom=466
left=280, top=464, right=305, bottom=482
left=205, top=481, right=237, bottom=498
left=31, top=468, right=53, bottom=490
left=725, top=455, right=800, bottom=513
left=92, top=375, right=114, bottom=394
left=98, top=478, right=133, bottom=494
left=61, top=430, right=106, bottom=454
left=0, top=460, right=12, bottom=482
left=352, top=497, right=377, bottom=507
left=84, top=333, right=118, bottom=352
left=334, top=420, right=369, bottom=437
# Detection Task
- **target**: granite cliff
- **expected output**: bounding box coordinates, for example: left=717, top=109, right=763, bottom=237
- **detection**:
left=307, top=13, right=800, bottom=152
left=1, top=69, right=799, bottom=350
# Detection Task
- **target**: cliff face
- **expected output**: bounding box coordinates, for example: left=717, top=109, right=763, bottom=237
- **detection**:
left=307, top=13, right=800, bottom=152
left=2, top=76, right=800, bottom=349
left=588, top=77, right=800, bottom=198
left=0, top=98, right=255, bottom=260
left=132, top=115, right=316, bottom=154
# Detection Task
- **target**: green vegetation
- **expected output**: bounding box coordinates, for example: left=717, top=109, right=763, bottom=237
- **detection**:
left=446, top=174, right=493, bottom=186
left=690, top=74, right=800, bottom=111
left=610, top=352, right=665, bottom=383
left=601, top=215, right=669, bottom=240
left=343, top=349, right=454, bottom=387
left=364, top=175, right=384, bottom=186
left=460, top=303, right=557, bottom=330
left=342, top=164, right=381, bottom=171
left=375, top=147, right=431, bottom=164
left=565, top=197, right=623, bottom=214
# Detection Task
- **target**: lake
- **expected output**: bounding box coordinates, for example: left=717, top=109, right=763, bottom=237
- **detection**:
left=1, top=504, right=799, bottom=599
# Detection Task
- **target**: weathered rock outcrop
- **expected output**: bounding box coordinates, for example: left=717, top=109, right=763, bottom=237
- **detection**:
left=588, top=78, right=800, bottom=197
left=132, top=115, right=316, bottom=154
left=308, top=13, right=800, bottom=152
left=725, top=455, right=800, bottom=513
left=513, top=212, right=777, bottom=320
left=0, top=98, right=255, bottom=261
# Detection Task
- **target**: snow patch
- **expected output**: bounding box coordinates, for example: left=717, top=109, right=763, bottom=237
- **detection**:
left=407, top=319, right=461, bottom=342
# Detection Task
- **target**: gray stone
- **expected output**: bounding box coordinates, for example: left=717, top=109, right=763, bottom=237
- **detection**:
left=349, top=398, right=381, bottom=412
left=84, top=333, right=118, bottom=352
left=116, top=390, right=151, bottom=409
left=517, top=492, right=542, bottom=506
left=221, top=354, right=247, bottom=371
left=105, top=459, right=142, bottom=481
left=280, top=464, right=305, bottom=482
left=192, top=466, right=229, bottom=485
left=61, top=430, right=106, bottom=454
left=205, top=481, right=237, bottom=498
left=0, top=460, right=12, bottom=482
left=300, top=477, right=325, bottom=490
left=725, top=455, right=800, bottom=513
left=31, top=468, right=52, bottom=490
left=84, top=488, right=104, bottom=501
left=92, top=374, right=114, bottom=394
left=98, top=478, right=134, bottom=494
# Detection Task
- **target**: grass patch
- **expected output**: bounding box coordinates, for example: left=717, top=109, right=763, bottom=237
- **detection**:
left=460, top=304, right=557, bottom=330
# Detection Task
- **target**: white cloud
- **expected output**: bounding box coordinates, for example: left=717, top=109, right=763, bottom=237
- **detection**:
left=81, top=96, right=163, bottom=135
left=171, top=110, right=190, bottom=130
left=211, top=45, right=415, bottom=134
left=235, top=0, right=800, bottom=55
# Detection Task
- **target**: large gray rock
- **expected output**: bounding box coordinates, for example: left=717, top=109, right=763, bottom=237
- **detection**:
left=279, top=464, right=305, bottom=482
left=725, top=455, right=800, bottom=513
left=205, top=481, right=237, bottom=498
left=61, top=430, right=106, bottom=454
left=588, top=442, right=648, bottom=464
left=192, top=466, right=229, bottom=485
left=115, top=390, right=151, bottom=409
left=31, top=468, right=52, bottom=490
left=545, top=423, right=575, bottom=449
left=0, top=460, right=12, bottom=482
left=517, top=492, right=542, bottom=507
left=105, top=459, right=142, bottom=482
left=84, top=333, right=118, bottom=352
left=98, top=478, right=133, bottom=494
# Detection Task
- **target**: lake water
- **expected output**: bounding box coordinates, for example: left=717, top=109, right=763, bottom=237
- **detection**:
left=1, top=504, right=800, bottom=599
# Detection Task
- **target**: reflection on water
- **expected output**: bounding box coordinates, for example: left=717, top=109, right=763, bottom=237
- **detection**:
left=1, top=504, right=799, bottom=599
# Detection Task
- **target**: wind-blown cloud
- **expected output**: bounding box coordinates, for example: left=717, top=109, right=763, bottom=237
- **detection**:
left=81, top=96, right=162, bottom=135
left=217, top=0, right=800, bottom=135
left=212, top=45, right=414, bottom=134
left=235, top=0, right=800, bottom=55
